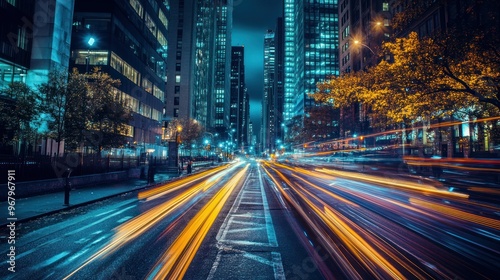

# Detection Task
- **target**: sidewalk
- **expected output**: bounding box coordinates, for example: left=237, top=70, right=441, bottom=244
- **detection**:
left=0, top=172, right=175, bottom=227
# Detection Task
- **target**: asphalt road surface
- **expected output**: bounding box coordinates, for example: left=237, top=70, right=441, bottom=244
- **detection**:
left=1, top=159, right=499, bottom=279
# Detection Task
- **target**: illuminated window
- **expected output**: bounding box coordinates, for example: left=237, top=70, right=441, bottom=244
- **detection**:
left=382, top=2, right=389, bottom=12
left=157, top=31, right=168, bottom=50
left=153, top=85, right=164, bottom=101
left=72, top=50, right=109, bottom=65
left=159, top=9, right=168, bottom=28
left=129, top=0, right=143, bottom=18
left=122, top=125, right=134, bottom=137
left=145, top=13, right=157, bottom=35
left=175, top=75, right=181, bottom=83
left=110, top=52, right=141, bottom=85
left=142, top=78, right=152, bottom=93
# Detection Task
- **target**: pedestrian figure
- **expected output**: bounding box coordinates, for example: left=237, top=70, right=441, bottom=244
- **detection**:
left=187, top=160, right=192, bottom=174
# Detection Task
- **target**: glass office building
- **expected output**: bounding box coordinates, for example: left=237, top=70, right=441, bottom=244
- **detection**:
left=283, top=0, right=339, bottom=119
left=70, top=0, right=169, bottom=156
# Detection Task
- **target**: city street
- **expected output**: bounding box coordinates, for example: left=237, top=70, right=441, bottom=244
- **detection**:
left=1, top=159, right=499, bottom=279
left=0, top=162, right=324, bottom=279
left=1, top=1, right=499, bottom=279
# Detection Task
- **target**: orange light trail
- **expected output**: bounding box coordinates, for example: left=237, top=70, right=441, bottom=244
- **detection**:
left=147, top=164, right=250, bottom=279
left=409, top=198, right=500, bottom=230
left=138, top=164, right=229, bottom=200
left=289, top=173, right=427, bottom=279
left=262, top=164, right=364, bottom=279
left=64, top=165, right=232, bottom=279
left=316, top=168, right=469, bottom=199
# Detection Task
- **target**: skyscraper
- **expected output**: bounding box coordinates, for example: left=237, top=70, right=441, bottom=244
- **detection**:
left=263, top=30, right=275, bottom=155
left=166, top=0, right=196, bottom=122
left=212, top=0, right=233, bottom=137
left=70, top=0, right=169, bottom=155
left=274, top=18, right=285, bottom=147
left=230, top=46, right=247, bottom=150
left=339, top=0, right=390, bottom=74
left=165, top=0, right=232, bottom=139
left=338, top=0, right=390, bottom=138
left=283, top=0, right=339, bottom=132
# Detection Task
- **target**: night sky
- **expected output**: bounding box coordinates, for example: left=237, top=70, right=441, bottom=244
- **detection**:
left=232, top=0, right=283, bottom=137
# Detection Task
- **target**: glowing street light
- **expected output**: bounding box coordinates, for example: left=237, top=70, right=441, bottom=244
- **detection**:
left=176, top=125, right=182, bottom=167
left=353, top=39, right=375, bottom=55
left=86, top=36, right=96, bottom=73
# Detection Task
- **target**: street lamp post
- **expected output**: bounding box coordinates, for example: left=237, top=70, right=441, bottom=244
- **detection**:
left=176, top=125, right=182, bottom=168
left=80, top=36, right=95, bottom=155
left=353, top=40, right=375, bottom=55
left=86, top=36, right=95, bottom=73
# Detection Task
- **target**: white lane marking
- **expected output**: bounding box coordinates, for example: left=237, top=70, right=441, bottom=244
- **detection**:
left=272, top=252, right=286, bottom=280
left=238, top=201, right=265, bottom=205
left=32, top=251, right=70, bottom=270
left=65, top=205, right=135, bottom=235
left=231, top=213, right=264, bottom=218
left=230, top=220, right=264, bottom=226
left=258, top=166, right=278, bottom=247
left=219, top=240, right=278, bottom=247
left=117, top=216, right=133, bottom=223
left=226, top=226, right=266, bottom=233
left=58, top=248, right=90, bottom=268
left=208, top=165, right=284, bottom=279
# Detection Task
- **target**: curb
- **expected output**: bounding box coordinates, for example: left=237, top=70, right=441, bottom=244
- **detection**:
left=0, top=178, right=170, bottom=228
left=0, top=165, right=216, bottom=228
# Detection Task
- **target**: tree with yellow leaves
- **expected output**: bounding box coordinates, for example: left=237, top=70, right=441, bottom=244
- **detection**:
left=312, top=31, right=499, bottom=126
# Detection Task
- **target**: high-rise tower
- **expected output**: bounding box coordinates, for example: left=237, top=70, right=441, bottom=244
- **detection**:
left=165, top=0, right=232, bottom=138
left=283, top=0, right=339, bottom=125
left=230, top=46, right=247, bottom=150
left=70, top=0, right=169, bottom=155
left=263, top=30, right=276, bottom=155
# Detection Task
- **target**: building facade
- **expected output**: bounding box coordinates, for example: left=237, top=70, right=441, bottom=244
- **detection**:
left=282, top=0, right=340, bottom=146
left=165, top=0, right=196, bottom=123
left=212, top=0, right=233, bottom=137
left=70, top=0, right=169, bottom=156
left=337, top=0, right=391, bottom=139
left=165, top=0, right=233, bottom=141
left=0, top=0, right=75, bottom=155
left=274, top=17, right=285, bottom=148
left=262, top=30, right=275, bottom=155
left=229, top=46, right=247, bottom=150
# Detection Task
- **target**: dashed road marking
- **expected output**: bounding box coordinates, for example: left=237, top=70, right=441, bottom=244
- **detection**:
left=208, top=165, right=284, bottom=279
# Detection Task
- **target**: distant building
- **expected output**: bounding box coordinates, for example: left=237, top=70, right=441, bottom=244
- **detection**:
left=262, top=19, right=285, bottom=155
left=230, top=46, right=248, bottom=151
left=263, top=30, right=275, bottom=155
left=274, top=18, right=285, bottom=147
